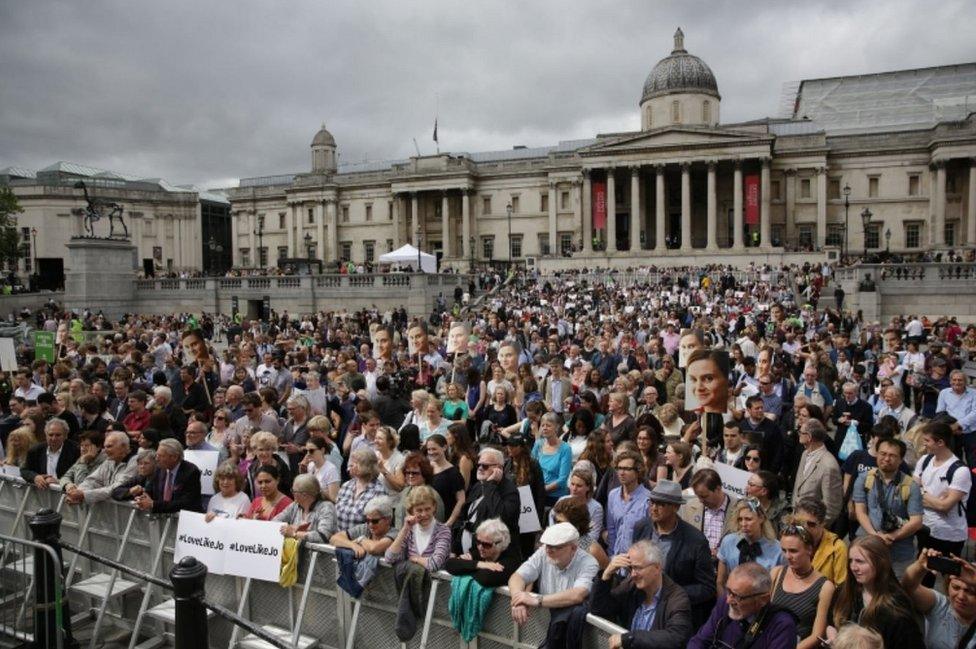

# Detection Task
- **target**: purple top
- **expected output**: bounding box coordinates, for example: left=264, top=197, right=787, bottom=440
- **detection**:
left=688, top=598, right=797, bottom=649
left=384, top=520, right=452, bottom=573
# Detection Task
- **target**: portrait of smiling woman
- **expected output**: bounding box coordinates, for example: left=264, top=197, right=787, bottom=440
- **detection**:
left=684, top=349, right=731, bottom=414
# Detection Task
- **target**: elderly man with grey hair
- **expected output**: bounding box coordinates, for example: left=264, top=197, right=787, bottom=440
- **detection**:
left=792, top=418, right=843, bottom=526
left=591, top=540, right=693, bottom=649
left=134, top=438, right=203, bottom=514
left=281, top=394, right=312, bottom=472
left=454, top=447, right=521, bottom=556
left=65, top=431, right=138, bottom=505
left=153, top=385, right=187, bottom=443
left=21, top=417, right=80, bottom=489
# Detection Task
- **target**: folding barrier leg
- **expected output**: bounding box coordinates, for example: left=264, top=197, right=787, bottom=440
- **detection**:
left=127, top=516, right=173, bottom=649
left=85, top=508, right=137, bottom=649
left=343, top=600, right=360, bottom=649
left=418, top=580, right=439, bottom=649
left=290, top=551, right=318, bottom=649
left=226, top=577, right=252, bottom=649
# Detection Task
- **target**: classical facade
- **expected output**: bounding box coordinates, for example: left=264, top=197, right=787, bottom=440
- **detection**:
left=227, top=30, right=976, bottom=271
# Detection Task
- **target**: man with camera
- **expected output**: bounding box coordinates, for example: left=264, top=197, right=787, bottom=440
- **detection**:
left=852, top=437, right=923, bottom=576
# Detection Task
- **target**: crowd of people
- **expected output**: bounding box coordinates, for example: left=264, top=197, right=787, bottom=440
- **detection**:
left=3, top=263, right=976, bottom=649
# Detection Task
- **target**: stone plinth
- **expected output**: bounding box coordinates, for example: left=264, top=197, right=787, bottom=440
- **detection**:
left=64, top=238, right=136, bottom=319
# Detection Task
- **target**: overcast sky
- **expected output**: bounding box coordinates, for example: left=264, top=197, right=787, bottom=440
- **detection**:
left=1, top=0, right=973, bottom=189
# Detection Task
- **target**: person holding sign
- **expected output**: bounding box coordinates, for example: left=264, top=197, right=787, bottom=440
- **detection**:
left=205, top=461, right=250, bottom=520
left=684, top=349, right=731, bottom=415
left=244, top=464, right=292, bottom=521
left=274, top=474, right=337, bottom=544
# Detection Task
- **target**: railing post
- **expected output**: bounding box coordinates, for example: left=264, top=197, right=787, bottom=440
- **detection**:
left=28, top=508, right=68, bottom=649
left=170, top=557, right=209, bottom=649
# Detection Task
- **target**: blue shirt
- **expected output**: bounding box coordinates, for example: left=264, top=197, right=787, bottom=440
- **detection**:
left=605, top=484, right=650, bottom=556
left=852, top=470, right=923, bottom=561
left=631, top=587, right=662, bottom=633
left=531, top=439, right=573, bottom=500
left=717, top=533, right=784, bottom=572
left=937, top=387, right=976, bottom=435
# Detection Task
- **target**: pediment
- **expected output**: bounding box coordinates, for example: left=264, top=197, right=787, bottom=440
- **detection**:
left=581, top=127, right=771, bottom=154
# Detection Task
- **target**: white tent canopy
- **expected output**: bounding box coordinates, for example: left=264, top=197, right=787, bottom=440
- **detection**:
left=378, top=244, right=437, bottom=273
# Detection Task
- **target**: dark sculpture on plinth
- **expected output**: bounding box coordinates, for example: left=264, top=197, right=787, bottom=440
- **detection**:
left=72, top=180, right=129, bottom=239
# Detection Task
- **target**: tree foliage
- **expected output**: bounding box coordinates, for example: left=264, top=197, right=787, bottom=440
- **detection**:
left=0, top=187, right=24, bottom=269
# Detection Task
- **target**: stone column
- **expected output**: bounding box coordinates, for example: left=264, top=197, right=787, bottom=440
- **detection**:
left=816, top=167, right=828, bottom=250
left=733, top=161, right=744, bottom=250
left=411, top=193, right=420, bottom=246
left=706, top=161, right=717, bottom=250
left=391, top=194, right=401, bottom=248
left=606, top=168, right=617, bottom=252
left=655, top=165, right=666, bottom=252
left=968, top=158, right=976, bottom=246
left=230, top=211, right=239, bottom=267
left=582, top=170, right=593, bottom=254
left=760, top=157, right=771, bottom=248
left=680, top=162, right=692, bottom=251
left=326, top=200, right=338, bottom=262
left=175, top=217, right=184, bottom=267
left=572, top=179, right=582, bottom=254
left=286, top=205, right=296, bottom=257
left=462, top=190, right=471, bottom=261
left=548, top=181, right=558, bottom=256
left=630, top=167, right=641, bottom=251
left=248, top=211, right=256, bottom=264
left=933, top=161, right=946, bottom=246
left=316, top=202, right=326, bottom=261
left=441, top=192, right=451, bottom=257
left=784, top=169, right=797, bottom=247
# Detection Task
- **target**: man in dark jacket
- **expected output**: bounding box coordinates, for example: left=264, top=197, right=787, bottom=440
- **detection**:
left=590, top=539, right=693, bottom=649
left=631, top=480, right=716, bottom=626
left=372, top=376, right=410, bottom=428
left=134, top=438, right=202, bottom=514
left=831, top=381, right=874, bottom=441
left=21, top=418, right=80, bottom=489
left=454, top=447, right=521, bottom=557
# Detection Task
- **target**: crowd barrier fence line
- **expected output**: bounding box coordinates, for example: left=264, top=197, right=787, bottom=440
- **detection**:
left=0, top=475, right=624, bottom=649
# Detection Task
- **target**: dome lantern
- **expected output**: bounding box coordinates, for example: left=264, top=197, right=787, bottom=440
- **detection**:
left=640, top=29, right=721, bottom=129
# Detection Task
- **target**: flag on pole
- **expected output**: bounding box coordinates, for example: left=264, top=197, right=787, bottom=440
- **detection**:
left=433, top=118, right=438, bottom=144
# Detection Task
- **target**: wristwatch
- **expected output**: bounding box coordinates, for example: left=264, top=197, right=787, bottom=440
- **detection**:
left=535, top=593, right=544, bottom=607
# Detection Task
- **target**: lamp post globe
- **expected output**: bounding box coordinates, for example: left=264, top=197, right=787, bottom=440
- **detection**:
left=860, top=207, right=872, bottom=258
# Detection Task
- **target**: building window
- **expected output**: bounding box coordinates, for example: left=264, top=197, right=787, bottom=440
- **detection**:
left=365, top=204, right=373, bottom=222
left=386, top=239, right=394, bottom=252
left=240, top=248, right=250, bottom=267
left=645, top=107, right=652, bottom=127
left=770, top=180, right=781, bottom=201
left=278, top=213, right=286, bottom=229
left=388, top=201, right=394, bottom=220
left=947, top=174, right=958, bottom=194
left=865, top=224, right=881, bottom=249
left=905, top=222, right=921, bottom=249
left=307, top=243, right=317, bottom=259
left=799, top=178, right=811, bottom=199
left=510, top=235, right=523, bottom=259
left=482, top=197, right=491, bottom=215
left=671, top=100, right=680, bottom=123
left=364, top=240, right=375, bottom=263
left=277, top=245, right=288, bottom=261
left=482, top=236, right=494, bottom=259
left=828, top=178, right=840, bottom=199
left=258, top=247, right=268, bottom=267
left=560, top=191, right=570, bottom=210
left=946, top=222, right=957, bottom=247
left=560, top=232, right=573, bottom=256
left=798, top=225, right=814, bottom=249
left=307, top=208, right=314, bottom=224
left=144, top=218, right=155, bottom=236
left=510, top=196, right=519, bottom=214
left=341, top=205, right=350, bottom=223
left=826, top=224, right=844, bottom=247
left=868, top=176, right=879, bottom=198
left=908, top=174, right=920, bottom=196
left=538, top=233, right=550, bottom=255
left=541, top=193, right=548, bottom=213
left=340, top=241, right=351, bottom=261
left=702, top=100, right=710, bottom=123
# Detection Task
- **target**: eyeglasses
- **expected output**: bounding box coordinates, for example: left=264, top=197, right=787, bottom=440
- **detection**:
left=744, top=455, right=761, bottom=463
left=403, top=470, right=422, bottom=476
left=365, top=517, right=386, bottom=525
left=615, top=465, right=638, bottom=472
left=475, top=539, right=497, bottom=549
left=477, top=463, right=498, bottom=471
left=792, top=518, right=820, bottom=529
left=726, top=588, right=768, bottom=603
left=214, top=416, right=227, bottom=421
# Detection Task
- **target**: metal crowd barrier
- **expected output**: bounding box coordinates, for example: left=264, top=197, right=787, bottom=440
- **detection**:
left=0, top=475, right=624, bottom=649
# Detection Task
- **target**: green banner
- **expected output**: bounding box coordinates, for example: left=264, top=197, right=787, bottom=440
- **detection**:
left=34, top=331, right=56, bottom=363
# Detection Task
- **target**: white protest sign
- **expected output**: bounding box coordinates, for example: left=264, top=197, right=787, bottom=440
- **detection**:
left=714, top=462, right=751, bottom=501
left=174, top=511, right=227, bottom=575
left=517, top=485, right=541, bottom=534
left=223, top=518, right=284, bottom=582
left=0, top=338, right=16, bottom=372
left=1, top=465, right=22, bottom=479
left=184, top=450, right=220, bottom=496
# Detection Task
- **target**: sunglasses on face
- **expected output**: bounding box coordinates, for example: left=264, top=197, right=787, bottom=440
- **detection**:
left=745, top=455, right=761, bottom=462
left=477, top=463, right=498, bottom=471
left=475, top=539, right=496, bottom=549
left=365, top=517, right=386, bottom=525
left=404, top=470, right=422, bottom=477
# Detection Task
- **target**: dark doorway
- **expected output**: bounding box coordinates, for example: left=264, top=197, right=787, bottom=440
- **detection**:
left=616, top=213, right=629, bottom=251
left=35, top=258, right=64, bottom=291
left=246, top=299, right=263, bottom=321
left=669, top=212, right=681, bottom=248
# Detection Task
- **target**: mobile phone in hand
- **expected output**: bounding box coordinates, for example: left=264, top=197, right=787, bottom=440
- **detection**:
left=929, top=555, right=962, bottom=576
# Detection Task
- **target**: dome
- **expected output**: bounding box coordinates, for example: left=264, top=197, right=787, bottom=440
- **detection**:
left=311, top=123, right=335, bottom=147
left=640, top=28, right=720, bottom=104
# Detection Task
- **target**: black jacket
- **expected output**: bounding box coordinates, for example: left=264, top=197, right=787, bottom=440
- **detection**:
left=453, top=476, right=522, bottom=557
left=590, top=575, right=693, bottom=649
left=631, top=517, right=716, bottom=625
left=144, top=461, right=203, bottom=514
left=21, top=441, right=81, bottom=482
left=832, top=398, right=874, bottom=439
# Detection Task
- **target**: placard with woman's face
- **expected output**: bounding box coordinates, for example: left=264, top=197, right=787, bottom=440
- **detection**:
left=446, top=321, right=470, bottom=355
left=684, top=349, right=731, bottom=414
left=371, top=325, right=394, bottom=361
left=407, top=321, right=430, bottom=356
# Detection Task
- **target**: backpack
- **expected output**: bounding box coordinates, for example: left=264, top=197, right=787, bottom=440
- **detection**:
left=863, top=468, right=913, bottom=504
left=919, top=454, right=976, bottom=526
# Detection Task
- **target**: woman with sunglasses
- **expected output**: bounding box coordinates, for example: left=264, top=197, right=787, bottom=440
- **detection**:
left=330, top=495, right=396, bottom=559
left=444, top=517, right=520, bottom=587
left=299, top=436, right=340, bottom=501
left=741, top=445, right=764, bottom=474
left=770, top=522, right=836, bottom=649
left=716, top=499, right=784, bottom=595
left=206, top=407, right=235, bottom=451
left=745, top=469, right=789, bottom=530
left=793, top=498, right=848, bottom=586
left=396, top=451, right=445, bottom=528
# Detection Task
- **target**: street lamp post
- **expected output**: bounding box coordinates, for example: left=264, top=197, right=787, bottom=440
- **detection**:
left=416, top=228, right=423, bottom=273
left=885, top=227, right=891, bottom=255
left=842, top=183, right=851, bottom=262
left=252, top=217, right=265, bottom=269
left=860, top=207, right=873, bottom=259
left=506, top=202, right=513, bottom=265
left=29, top=227, right=37, bottom=274
left=303, top=232, right=313, bottom=259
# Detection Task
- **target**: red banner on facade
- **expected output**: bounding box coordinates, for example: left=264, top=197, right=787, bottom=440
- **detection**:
left=744, top=175, right=760, bottom=225
left=592, top=181, right=607, bottom=230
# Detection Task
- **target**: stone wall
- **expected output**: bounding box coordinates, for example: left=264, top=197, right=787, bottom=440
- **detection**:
left=836, top=263, right=976, bottom=322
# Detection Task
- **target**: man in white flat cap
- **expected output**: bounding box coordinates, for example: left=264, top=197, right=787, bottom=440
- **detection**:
left=508, top=521, right=599, bottom=649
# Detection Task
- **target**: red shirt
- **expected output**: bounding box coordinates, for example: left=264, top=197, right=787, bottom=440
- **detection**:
left=122, top=409, right=150, bottom=432
left=246, top=495, right=293, bottom=521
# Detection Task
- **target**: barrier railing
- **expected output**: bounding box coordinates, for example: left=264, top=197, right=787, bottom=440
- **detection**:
left=0, top=475, right=624, bottom=649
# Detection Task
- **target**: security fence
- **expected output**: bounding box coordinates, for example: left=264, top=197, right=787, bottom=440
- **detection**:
left=0, top=475, right=623, bottom=649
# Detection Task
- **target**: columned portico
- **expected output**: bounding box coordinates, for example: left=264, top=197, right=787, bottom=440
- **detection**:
left=462, top=190, right=471, bottom=261
left=441, top=192, right=450, bottom=257
left=760, top=158, right=771, bottom=247
left=326, top=200, right=338, bottom=261
left=706, top=161, right=717, bottom=249
left=968, top=158, right=976, bottom=246
left=655, top=165, right=666, bottom=253
left=816, top=167, right=827, bottom=250
left=316, top=202, right=326, bottom=261
left=391, top=194, right=402, bottom=248
left=732, top=162, right=744, bottom=250
left=933, top=161, right=946, bottom=246
left=582, top=170, right=593, bottom=254
left=411, top=193, right=420, bottom=246
left=680, top=163, right=691, bottom=251
left=548, top=181, right=558, bottom=255
left=606, top=168, right=617, bottom=252
left=630, top=167, right=641, bottom=251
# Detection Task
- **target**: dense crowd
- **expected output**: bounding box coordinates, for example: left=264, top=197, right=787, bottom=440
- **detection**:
left=4, top=263, right=976, bottom=649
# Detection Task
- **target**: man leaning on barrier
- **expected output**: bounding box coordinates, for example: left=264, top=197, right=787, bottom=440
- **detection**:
left=134, top=438, right=203, bottom=513
left=64, top=431, right=137, bottom=505
left=21, top=417, right=79, bottom=489
left=508, top=521, right=599, bottom=649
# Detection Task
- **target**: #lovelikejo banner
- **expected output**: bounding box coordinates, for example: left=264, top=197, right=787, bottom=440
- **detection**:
left=713, top=461, right=751, bottom=501
left=184, top=450, right=220, bottom=496
left=174, top=511, right=283, bottom=582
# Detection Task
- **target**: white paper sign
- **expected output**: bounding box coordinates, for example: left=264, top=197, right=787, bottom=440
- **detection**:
left=0, top=338, right=16, bottom=372
left=517, top=485, right=541, bottom=534
left=1, top=465, right=22, bottom=478
left=174, top=511, right=227, bottom=575
left=714, top=461, right=751, bottom=501
left=223, top=518, right=284, bottom=582
left=184, top=450, right=220, bottom=496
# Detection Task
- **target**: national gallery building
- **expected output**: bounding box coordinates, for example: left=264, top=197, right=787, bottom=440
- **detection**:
left=227, top=30, right=976, bottom=271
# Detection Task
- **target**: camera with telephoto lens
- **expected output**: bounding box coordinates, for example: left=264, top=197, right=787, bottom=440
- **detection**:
left=880, top=510, right=904, bottom=533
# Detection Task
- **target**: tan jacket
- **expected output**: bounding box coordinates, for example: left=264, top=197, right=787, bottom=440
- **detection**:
left=792, top=447, right=843, bottom=525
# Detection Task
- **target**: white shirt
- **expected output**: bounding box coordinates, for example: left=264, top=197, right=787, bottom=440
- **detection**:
left=914, top=453, right=972, bottom=543
left=14, top=383, right=46, bottom=401
left=46, top=447, right=62, bottom=476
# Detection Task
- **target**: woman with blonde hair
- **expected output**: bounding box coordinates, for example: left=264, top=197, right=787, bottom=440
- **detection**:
left=244, top=431, right=293, bottom=498
left=375, top=425, right=405, bottom=493
left=385, top=484, right=452, bottom=571
left=3, top=427, right=36, bottom=468
left=716, top=499, right=784, bottom=594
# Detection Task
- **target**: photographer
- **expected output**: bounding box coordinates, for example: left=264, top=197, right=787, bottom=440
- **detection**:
left=373, top=375, right=411, bottom=428
left=900, top=550, right=976, bottom=649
